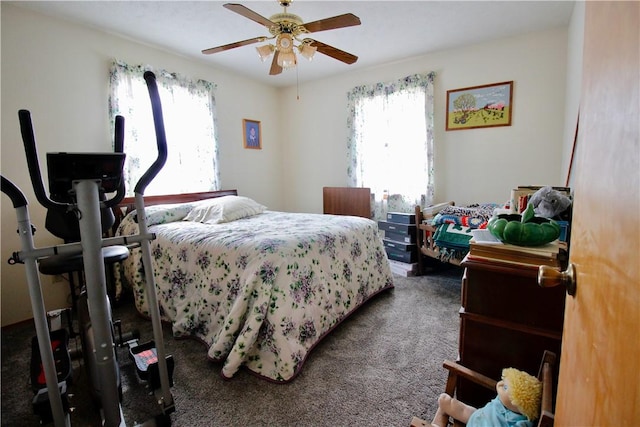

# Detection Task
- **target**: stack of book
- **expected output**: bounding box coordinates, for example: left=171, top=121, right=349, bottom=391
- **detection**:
left=467, top=229, right=566, bottom=269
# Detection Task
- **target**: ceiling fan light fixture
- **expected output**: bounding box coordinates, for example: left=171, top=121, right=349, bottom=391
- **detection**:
left=276, top=33, right=294, bottom=53
left=277, top=51, right=297, bottom=69
left=299, top=43, right=317, bottom=61
left=202, top=2, right=362, bottom=76
left=256, top=44, right=275, bottom=61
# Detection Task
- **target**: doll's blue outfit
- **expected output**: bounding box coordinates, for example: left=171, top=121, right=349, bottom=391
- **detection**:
left=467, top=396, right=533, bottom=427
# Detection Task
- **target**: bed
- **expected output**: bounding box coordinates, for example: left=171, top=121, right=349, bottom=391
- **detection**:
left=414, top=202, right=500, bottom=273
left=113, top=190, right=394, bottom=383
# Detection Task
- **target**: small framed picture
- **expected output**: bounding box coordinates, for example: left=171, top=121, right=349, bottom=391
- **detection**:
left=446, top=81, right=513, bottom=131
left=243, top=119, right=262, bottom=149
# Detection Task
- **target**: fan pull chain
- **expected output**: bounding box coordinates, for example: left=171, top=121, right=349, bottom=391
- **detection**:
left=296, top=66, right=300, bottom=100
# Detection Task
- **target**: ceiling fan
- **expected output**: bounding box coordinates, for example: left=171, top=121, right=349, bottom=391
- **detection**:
left=201, top=1, right=361, bottom=75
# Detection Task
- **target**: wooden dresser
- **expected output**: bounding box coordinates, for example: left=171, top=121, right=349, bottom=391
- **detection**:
left=456, top=255, right=565, bottom=407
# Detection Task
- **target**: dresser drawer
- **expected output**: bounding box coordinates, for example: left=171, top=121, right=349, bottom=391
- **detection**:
left=378, top=220, right=416, bottom=236
left=383, top=239, right=416, bottom=252
left=462, top=267, right=565, bottom=331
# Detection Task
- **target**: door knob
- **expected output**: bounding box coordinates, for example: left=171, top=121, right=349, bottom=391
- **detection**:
left=538, top=263, right=577, bottom=296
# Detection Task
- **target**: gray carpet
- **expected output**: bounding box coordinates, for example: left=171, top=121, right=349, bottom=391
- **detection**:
left=1, top=265, right=462, bottom=426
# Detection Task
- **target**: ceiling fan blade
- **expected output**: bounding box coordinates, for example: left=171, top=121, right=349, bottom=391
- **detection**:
left=302, top=13, right=361, bottom=33
left=223, top=3, right=275, bottom=28
left=269, top=51, right=283, bottom=75
left=201, top=36, right=266, bottom=55
left=307, top=39, right=358, bottom=65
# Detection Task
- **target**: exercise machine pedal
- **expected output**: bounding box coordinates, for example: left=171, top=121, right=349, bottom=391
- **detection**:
left=113, top=318, right=141, bottom=347
left=129, top=340, right=175, bottom=389
left=30, top=329, right=72, bottom=393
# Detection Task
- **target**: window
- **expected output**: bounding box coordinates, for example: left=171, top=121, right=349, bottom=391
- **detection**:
left=347, top=73, right=436, bottom=220
left=109, top=61, right=219, bottom=196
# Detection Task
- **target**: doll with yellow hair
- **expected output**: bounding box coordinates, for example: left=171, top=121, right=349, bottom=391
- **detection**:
left=431, top=367, right=542, bottom=427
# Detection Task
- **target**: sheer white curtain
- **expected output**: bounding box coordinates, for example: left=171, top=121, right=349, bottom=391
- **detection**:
left=347, top=73, right=436, bottom=220
left=109, top=60, right=220, bottom=196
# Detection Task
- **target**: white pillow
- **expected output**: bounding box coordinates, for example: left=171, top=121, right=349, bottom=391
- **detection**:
left=133, top=202, right=198, bottom=226
left=183, top=196, right=266, bottom=224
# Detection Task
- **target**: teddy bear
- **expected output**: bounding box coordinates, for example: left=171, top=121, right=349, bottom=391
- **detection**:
left=528, top=186, right=572, bottom=220
left=430, top=367, right=542, bottom=427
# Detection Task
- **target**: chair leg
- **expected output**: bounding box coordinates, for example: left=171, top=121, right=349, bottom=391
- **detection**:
left=445, top=372, right=458, bottom=396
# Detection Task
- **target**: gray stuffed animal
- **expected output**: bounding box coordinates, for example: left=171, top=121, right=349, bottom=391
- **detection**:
left=529, top=186, right=572, bottom=219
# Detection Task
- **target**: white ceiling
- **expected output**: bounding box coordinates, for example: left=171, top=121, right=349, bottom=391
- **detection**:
left=12, top=0, right=576, bottom=88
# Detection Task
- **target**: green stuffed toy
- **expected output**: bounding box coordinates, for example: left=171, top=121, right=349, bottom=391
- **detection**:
left=488, top=203, right=561, bottom=246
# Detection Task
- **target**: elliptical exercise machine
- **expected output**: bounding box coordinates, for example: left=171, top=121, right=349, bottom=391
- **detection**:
left=2, top=71, right=175, bottom=426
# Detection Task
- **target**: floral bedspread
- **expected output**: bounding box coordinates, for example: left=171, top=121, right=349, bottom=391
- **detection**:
left=116, top=208, right=394, bottom=382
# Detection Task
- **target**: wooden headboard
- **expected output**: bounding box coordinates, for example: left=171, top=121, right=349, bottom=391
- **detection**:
left=323, top=187, right=372, bottom=218
left=112, top=189, right=238, bottom=232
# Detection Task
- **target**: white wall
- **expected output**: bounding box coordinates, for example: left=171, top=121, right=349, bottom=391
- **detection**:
left=280, top=28, right=570, bottom=213
left=1, top=4, right=281, bottom=325
left=562, top=1, right=585, bottom=188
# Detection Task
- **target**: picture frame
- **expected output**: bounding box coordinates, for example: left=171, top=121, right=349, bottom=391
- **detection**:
left=243, top=118, right=262, bottom=149
left=446, top=81, right=513, bottom=131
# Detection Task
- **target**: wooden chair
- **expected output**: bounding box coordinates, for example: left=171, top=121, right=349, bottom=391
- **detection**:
left=410, top=351, right=556, bottom=427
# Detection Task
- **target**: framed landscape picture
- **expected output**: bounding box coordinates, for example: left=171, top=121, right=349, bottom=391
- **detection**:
left=243, top=119, right=262, bottom=149
left=446, top=81, right=513, bottom=131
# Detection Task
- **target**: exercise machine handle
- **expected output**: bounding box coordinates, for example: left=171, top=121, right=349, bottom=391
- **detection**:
left=114, top=115, right=125, bottom=154
left=18, top=109, right=67, bottom=212
left=135, top=71, right=168, bottom=196
left=108, top=115, right=126, bottom=208
left=1, top=176, right=28, bottom=208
